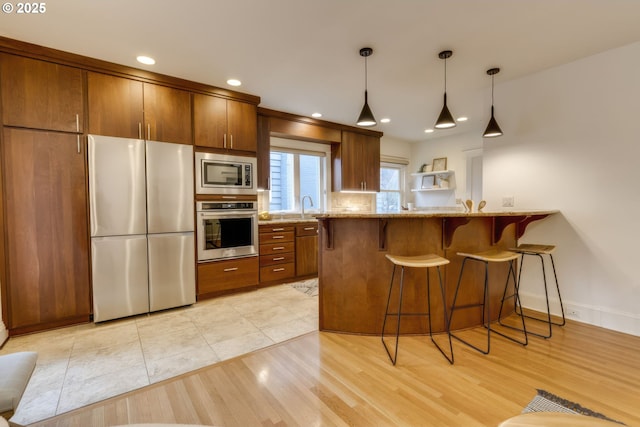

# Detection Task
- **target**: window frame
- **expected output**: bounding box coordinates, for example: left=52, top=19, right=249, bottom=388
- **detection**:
left=377, top=160, right=407, bottom=212
left=269, top=137, right=330, bottom=214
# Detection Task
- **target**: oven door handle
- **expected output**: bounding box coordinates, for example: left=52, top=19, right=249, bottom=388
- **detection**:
left=199, top=211, right=257, bottom=219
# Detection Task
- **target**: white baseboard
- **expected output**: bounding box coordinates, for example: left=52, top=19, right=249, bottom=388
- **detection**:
left=520, top=291, right=640, bottom=337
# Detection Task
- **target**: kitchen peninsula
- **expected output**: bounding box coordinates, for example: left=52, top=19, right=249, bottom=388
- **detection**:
left=315, top=210, right=558, bottom=335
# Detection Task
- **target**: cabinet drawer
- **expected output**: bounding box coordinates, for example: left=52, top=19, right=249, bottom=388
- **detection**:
left=197, top=256, right=258, bottom=294
left=296, top=223, right=318, bottom=236
left=259, top=241, right=295, bottom=255
left=259, top=224, right=295, bottom=234
left=260, top=252, right=295, bottom=267
left=260, top=263, right=295, bottom=282
left=259, top=230, right=294, bottom=243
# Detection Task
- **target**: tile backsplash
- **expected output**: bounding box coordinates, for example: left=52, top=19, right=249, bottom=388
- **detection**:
left=257, top=191, right=375, bottom=213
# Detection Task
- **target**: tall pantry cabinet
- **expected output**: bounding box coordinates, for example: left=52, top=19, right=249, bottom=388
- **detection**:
left=0, top=54, right=91, bottom=334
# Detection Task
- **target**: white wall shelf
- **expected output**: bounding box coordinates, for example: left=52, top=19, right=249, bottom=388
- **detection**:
left=411, top=170, right=456, bottom=192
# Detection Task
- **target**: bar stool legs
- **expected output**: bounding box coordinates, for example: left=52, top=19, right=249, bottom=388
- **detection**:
left=449, top=250, right=528, bottom=355
left=381, top=254, right=454, bottom=365
left=510, top=244, right=565, bottom=338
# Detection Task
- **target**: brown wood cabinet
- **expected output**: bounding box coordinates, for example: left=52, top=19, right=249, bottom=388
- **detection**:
left=87, top=72, right=143, bottom=138
left=259, top=224, right=295, bottom=284
left=87, top=72, right=192, bottom=144
left=295, top=223, right=318, bottom=277
left=193, top=93, right=257, bottom=151
left=0, top=53, right=84, bottom=133
left=256, top=114, right=271, bottom=190
left=2, top=128, right=91, bottom=334
left=197, top=256, right=259, bottom=298
left=332, top=131, right=380, bottom=192
left=142, top=83, right=192, bottom=144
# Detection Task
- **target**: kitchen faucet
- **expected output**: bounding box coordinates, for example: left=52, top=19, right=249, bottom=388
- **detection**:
left=301, top=195, right=314, bottom=218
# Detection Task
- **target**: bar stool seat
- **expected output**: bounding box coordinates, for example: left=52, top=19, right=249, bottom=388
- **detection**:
left=382, top=253, right=454, bottom=365
left=449, top=249, right=528, bottom=355
left=510, top=243, right=565, bottom=338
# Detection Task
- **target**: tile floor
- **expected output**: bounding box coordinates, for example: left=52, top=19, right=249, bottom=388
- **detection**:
left=1, top=279, right=318, bottom=426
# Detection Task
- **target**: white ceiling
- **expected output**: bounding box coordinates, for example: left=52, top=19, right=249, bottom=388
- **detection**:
left=2, top=0, right=640, bottom=142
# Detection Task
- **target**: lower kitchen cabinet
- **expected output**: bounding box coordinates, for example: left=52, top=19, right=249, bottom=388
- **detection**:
left=259, top=224, right=295, bottom=285
left=295, top=223, right=319, bottom=277
left=197, top=256, right=259, bottom=299
left=258, top=221, right=318, bottom=285
left=2, top=128, right=91, bottom=335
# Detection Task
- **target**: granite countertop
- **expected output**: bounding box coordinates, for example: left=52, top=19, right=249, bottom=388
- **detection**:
left=258, top=217, right=319, bottom=225
left=313, top=209, right=559, bottom=219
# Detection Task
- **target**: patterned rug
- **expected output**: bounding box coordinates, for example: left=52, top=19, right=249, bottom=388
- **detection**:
left=290, top=278, right=318, bottom=297
left=523, top=389, right=624, bottom=424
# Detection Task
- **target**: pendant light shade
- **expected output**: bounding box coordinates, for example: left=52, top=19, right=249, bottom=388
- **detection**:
left=483, top=67, right=503, bottom=138
left=434, top=50, right=456, bottom=129
left=356, top=47, right=376, bottom=127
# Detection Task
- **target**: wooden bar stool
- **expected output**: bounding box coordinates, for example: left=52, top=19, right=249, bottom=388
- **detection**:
left=509, top=244, right=565, bottom=338
left=449, top=249, right=528, bottom=355
left=381, top=254, right=454, bottom=365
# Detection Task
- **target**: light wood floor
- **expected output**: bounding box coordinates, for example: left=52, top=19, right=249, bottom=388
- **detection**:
left=23, top=317, right=640, bottom=427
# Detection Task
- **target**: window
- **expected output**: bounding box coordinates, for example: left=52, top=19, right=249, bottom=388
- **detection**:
left=377, top=162, right=406, bottom=212
left=269, top=142, right=327, bottom=213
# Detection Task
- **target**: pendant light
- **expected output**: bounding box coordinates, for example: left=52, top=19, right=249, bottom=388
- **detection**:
left=434, top=50, right=456, bottom=129
left=356, top=47, right=376, bottom=127
left=483, top=67, right=503, bottom=138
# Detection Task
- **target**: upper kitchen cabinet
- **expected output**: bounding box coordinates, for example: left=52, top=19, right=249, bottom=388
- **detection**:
left=142, top=83, right=192, bottom=144
left=88, top=72, right=143, bottom=139
left=0, top=53, right=84, bottom=133
left=193, top=93, right=257, bottom=152
left=332, top=130, right=380, bottom=192
left=3, top=128, right=91, bottom=334
left=87, top=73, right=192, bottom=144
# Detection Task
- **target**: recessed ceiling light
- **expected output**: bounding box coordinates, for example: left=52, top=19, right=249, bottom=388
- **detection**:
left=380, top=118, right=391, bottom=123
left=457, top=116, right=468, bottom=122
left=227, top=79, right=242, bottom=87
left=311, top=112, right=322, bottom=118
left=136, top=56, right=155, bottom=65
left=424, top=128, right=434, bottom=133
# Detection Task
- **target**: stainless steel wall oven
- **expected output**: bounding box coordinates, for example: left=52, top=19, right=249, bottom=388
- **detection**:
left=196, top=201, right=258, bottom=262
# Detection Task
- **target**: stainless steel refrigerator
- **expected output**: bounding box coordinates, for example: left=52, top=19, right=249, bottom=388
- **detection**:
left=88, top=135, right=195, bottom=322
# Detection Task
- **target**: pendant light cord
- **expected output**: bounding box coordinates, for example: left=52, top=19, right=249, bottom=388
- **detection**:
left=364, top=55, right=368, bottom=92
left=443, top=57, right=447, bottom=92
left=491, top=74, right=494, bottom=106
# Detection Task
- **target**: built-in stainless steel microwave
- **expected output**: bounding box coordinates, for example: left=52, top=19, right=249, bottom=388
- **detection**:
left=195, top=152, right=256, bottom=195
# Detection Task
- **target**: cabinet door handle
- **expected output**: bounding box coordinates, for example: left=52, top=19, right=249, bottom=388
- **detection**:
left=273, top=268, right=285, bottom=272
left=75, top=114, right=80, bottom=132
left=138, top=123, right=142, bottom=139
left=272, top=236, right=285, bottom=239
left=222, top=195, right=237, bottom=199
left=77, top=135, right=81, bottom=154
left=272, top=257, right=285, bottom=261
left=223, top=134, right=227, bottom=148
left=147, top=123, right=151, bottom=140
left=272, top=246, right=285, bottom=250
left=223, top=267, right=239, bottom=272
left=272, top=228, right=284, bottom=232
left=230, top=134, right=233, bottom=149
left=303, top=227, right=315, bottom=231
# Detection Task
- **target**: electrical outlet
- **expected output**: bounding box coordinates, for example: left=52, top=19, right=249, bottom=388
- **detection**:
left=502, top=196, right=514, bottom=207
left=566, top=308, right=580, bottom=318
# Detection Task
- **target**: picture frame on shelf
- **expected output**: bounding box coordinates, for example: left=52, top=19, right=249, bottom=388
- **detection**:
left=421, top=175, right=435, bottom=188
left=432, top=157, right=447, bottom=171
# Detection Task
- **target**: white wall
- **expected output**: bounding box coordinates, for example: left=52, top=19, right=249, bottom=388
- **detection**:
left=409, top=133, right=482, bottom=207
left=478, top=41, right=640, bottom=335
